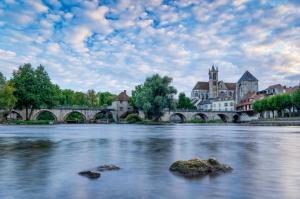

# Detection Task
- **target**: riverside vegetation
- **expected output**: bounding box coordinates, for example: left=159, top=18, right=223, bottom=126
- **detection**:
left=1, top=63, right=300, bottom=124
left=1, top=64, right=197, bottom=124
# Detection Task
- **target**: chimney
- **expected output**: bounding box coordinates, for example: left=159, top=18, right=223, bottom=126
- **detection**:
left=124, top=90, right=126, bottom=94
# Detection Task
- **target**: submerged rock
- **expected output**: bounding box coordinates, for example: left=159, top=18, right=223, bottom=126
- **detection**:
left=169, top=158, right=232, bottom=177
left=78, top=170, right=101, bottom=179
left=96, top=164, right=120, bottom=172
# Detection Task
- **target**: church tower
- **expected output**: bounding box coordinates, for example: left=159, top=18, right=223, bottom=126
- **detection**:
left=209, top=65, right=218, bottom=98
left=236, top=71, right=258, bottom=102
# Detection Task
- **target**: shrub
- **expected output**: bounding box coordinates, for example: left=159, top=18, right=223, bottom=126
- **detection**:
left=125, top=113, right=142, bottom=123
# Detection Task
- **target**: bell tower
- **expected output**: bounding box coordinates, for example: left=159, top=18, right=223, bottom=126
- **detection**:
left=209, top=65, right=218, bottom=98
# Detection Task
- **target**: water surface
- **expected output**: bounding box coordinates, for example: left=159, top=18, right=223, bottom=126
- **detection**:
left=0, top=124, right=300, bottom=199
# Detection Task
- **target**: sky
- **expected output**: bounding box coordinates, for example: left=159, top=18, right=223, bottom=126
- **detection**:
left=0, top=0, right=299, bottom=95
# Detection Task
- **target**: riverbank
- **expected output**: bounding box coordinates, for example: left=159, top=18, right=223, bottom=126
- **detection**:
left=247, top=117, right=300, bottom=126
left=2, top=119, right=300, bottom=126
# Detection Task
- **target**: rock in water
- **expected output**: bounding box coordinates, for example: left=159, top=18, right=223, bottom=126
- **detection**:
left=96, top=164, right=120, bottom=172
left=78, top=170, right=101, bottom=179
left=169, top=158, right=232, bottom=177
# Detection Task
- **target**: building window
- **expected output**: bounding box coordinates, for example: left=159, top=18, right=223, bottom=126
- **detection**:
left=225, top=103, right=228, bottom=107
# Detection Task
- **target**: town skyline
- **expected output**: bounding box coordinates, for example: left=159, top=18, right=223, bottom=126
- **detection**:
left=0, top=0, right=300, bottom=94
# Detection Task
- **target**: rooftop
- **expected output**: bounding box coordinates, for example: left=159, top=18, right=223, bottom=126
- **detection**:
left=237, top=71, right=258, bottom=83
left=115, top=90, right=129, bottom=101
left=193, top=81, right=209, bottom=90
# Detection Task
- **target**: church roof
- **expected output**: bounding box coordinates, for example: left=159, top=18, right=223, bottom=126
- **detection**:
left=193, top=81, right=209, bottom=90
left=115, top=90, right=129, bottom=101
left=266, top=84, right=283, bottom=90
left=238, top=71, right=258, bottom=83
left=224, top=83, right=236, bottom=90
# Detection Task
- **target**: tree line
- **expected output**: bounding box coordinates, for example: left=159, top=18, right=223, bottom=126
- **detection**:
left=252, top=91, right=300, bottom=118
left=0, top=64, right=116, bottom=120
left=1, top=63, right=195, bottom=121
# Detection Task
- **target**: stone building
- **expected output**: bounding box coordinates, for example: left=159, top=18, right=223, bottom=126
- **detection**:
left=236, top=71, right=258, bottom=103
left=110, top=90, right=133, bottom=120
left=191, top=65, right=236, bottom=108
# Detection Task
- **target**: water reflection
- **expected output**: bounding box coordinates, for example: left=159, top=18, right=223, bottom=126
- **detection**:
left=0, top=124, right=300, bottom=199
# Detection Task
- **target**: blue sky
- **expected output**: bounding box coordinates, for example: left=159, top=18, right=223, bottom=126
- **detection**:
left=0, top=0, right=299, bottom=95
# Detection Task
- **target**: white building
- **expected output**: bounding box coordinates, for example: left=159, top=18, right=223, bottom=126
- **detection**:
left=212, top=98, right=235, bottom=112
left=197, top=99, right=213, bottom=111
left=111, top=90, right=133, bottom=120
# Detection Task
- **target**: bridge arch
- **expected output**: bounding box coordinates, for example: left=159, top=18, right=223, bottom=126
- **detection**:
left=233, top=114, right=240, bottom=123
left=169, top=113, right=186, bottom=123
left=64, top=111, right=87, bottom=123
left=6, top=110, right=23, bottom=120
left=192, top=113, right=208, bottom=121
left=33, top=110, right=57, bottom=121
left=217, top=113, right=230, bottom=122
left=93, top=110, right=113, bottom=122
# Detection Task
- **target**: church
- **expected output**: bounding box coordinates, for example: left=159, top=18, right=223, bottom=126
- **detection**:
left=191, top=66, right=258, bottom=110
left=191, top=66, right=236, bottom=102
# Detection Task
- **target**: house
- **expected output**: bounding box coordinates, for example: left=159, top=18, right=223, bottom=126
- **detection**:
left=111, top=90, right=133, bottom=120
left=212, top=97, right=235, bottom=112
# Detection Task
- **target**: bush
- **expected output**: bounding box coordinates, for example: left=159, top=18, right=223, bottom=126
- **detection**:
left=125, top=113, right=142, bottom=123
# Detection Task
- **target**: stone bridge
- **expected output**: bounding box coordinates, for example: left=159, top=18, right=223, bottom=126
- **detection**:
left=160, top=111, right=240, bottom=123
left=8, top=108, right=117, bottom=123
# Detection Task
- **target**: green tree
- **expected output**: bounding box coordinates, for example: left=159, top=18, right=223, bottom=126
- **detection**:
left=177, top=92, right=195, bottom=109
left=0, top=72, right=5, bottom=87
left=73, top=92, right=86, bottom=106
left=0, top=82, right=17, bottom=121
left=97, top=91, right=116, bottom=107
left=131, top=74, right=177, bottom=121
left=11, top=64, right=58, bottom=120
left=0, top=73, right=16, bottom=121
left=87, top=89, right=98, bottom=107
left=252, top=100, right=263, bottom=118
left=292, top=88, right=300, bottom=114
left=274, top=94, right=292, bottom=117
left=60, top=89, right=75, bottom=106
left=35, top=65, right=60, bottom=108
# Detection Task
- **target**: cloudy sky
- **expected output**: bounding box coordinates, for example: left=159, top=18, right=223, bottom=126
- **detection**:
left=0, top=0, right=299, bottom=95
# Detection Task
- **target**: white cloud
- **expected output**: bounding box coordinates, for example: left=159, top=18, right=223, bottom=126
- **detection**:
left=65, top=26, right=92, bottom=53
left=0, top=48, right=16, bottom=59
left=27, top=0, right=48, bottom=13
left=47, top=43, right=61, bottom=53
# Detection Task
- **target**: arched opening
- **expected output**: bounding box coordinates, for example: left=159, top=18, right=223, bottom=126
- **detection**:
left=35, top=111, right=57, bottom=121
left=170, top=113, right=186, bottom=123
left=65, top=111, right=86, bottom=123
left=6, top=111, right=23, bottom=120
left=217, top=114, right=229, bottom=123
left=233, top=114, right=240, bottom=123
left=94, top=110, right=113, bottom=123
left=192, top=113, right=208, bottom=122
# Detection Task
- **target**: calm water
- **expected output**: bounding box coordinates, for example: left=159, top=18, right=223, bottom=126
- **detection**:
left=0, top=124, right=300, bottom=199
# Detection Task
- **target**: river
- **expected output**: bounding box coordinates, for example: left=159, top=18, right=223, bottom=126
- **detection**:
left=0, top=124, right=300, bottom=199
